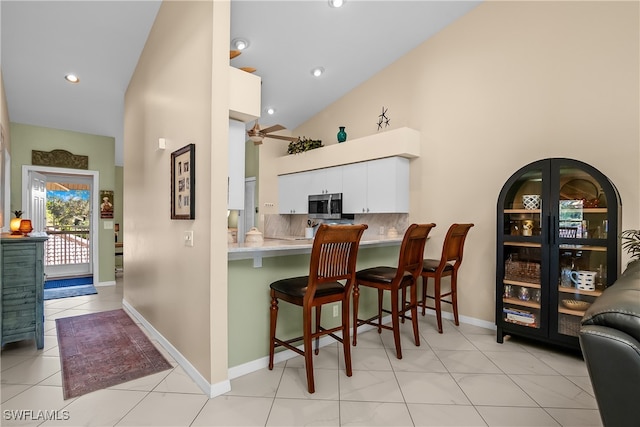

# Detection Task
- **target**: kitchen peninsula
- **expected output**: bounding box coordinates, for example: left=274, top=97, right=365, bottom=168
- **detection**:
left=228, top=234, right=403, bottom=266
left=227, top=232, right=406, bottom=372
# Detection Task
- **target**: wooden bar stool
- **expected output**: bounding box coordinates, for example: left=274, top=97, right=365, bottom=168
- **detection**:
left=268, top=223, right=367, bottom=394
left=352, top=223, right=435, bottom=359
left=419, top=223, right=474, bottom=333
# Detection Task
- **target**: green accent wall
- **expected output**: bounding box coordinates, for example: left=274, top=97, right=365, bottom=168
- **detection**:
left=9, top=122, right=117, bottom=284
left=228, top=244, right=400, bottom=367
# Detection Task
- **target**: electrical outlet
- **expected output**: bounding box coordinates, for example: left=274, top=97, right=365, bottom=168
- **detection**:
left=184, top=230, right=194, bottom=247
left=332, top=304, right=339, bottom=317
left=379, top=226, right=385, bottom=235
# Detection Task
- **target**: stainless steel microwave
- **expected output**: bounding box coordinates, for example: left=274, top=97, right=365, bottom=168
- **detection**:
left=308, top=193, right=343, bottom=219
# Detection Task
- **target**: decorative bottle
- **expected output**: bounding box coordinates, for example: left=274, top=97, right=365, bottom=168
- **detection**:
left=337, top=126, right=347, bottom=143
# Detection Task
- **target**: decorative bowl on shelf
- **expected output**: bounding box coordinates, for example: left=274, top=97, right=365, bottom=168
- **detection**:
left=522, top=194, right=541, bottom=210
left=562, top=299, right=591, bottom=311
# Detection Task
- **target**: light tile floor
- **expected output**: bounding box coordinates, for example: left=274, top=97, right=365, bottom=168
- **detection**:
left=1, top=276, right=602, bottom=426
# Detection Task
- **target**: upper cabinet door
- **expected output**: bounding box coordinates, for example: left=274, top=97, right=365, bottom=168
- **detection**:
left=278, top=173, right=310, bottom=214
left=341, top=162, right=368, bottom=213
left=366, top=157, right=409, bottom=213
left=228, top=119, right=246, bottom=210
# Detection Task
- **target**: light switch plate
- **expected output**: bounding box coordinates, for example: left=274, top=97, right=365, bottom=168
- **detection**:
left=184, top=230, right=194, bottom=247
left=104, top=221, right=113, bottom=230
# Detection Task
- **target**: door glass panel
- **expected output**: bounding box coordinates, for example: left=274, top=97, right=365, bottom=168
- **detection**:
left=501, top=168, right=543, bottom=331
left=556, top=167, right=607, bottom=337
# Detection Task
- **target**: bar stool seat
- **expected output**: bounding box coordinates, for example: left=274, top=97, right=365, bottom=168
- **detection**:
left=270, top=277, right=345, bottom=299
left=422, top=260, right=453, bottom=273
left=356, top=267, right=413, bottom=284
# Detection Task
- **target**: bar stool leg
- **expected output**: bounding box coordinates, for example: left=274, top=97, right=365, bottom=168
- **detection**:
left=452, top=272, right=459, bottom=326
left=315, top=305, right=321, bottom=355
left=390, top=289, right=402, bottom=359
left=268, top=294, right=278, bottom=370
left=303, top=305, right=315, bottom=394
left=352, top=283, right=360, bottom=346
left=435, top=276, right=443, bottom=333
left=421, top=276, right=428, bottom=316
left=342, top=300, right=353, bottom=377
left=377, top=289, right=384, bottom=333
left=410, top=281, right=420, bottom=346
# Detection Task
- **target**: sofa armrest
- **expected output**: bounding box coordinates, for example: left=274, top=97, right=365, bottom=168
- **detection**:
left=579, top=325, right=640, bottom=427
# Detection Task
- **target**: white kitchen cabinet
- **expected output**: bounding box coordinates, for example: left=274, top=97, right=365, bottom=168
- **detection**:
left=341, top=162, right=368, bottom=213
left=278, top=156, right=409, bottom=215
left=278, top=172, right=310, bottom=214
left=342, top=157, right=409, bottom=214
left=307, top=166, right=343, bottom=195
left=228, top=119, right=246, bottom=210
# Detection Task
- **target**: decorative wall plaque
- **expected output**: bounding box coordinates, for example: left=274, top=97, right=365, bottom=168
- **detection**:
left=32, top=149, right=89, bottom=170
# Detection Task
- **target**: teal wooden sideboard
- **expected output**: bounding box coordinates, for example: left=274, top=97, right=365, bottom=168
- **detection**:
left=1, top=234, right=48, bottom=349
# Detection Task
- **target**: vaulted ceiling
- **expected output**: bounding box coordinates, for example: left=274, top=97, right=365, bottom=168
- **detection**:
left=1, top=1, right=480, bottom=166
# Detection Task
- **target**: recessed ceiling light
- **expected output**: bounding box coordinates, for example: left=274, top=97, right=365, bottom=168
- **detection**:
left=64, top=74, right=80, bottom=83
left=311, top=67, right=325, bottom=77
left=232, top=38, right=249, bottom=51
left=329, top=0, right=345, bottom=8
left=265, top=107, right=276, bottom=115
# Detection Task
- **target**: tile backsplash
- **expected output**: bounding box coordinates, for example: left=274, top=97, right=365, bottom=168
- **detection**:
left=264, top=213, right=409, bottom=239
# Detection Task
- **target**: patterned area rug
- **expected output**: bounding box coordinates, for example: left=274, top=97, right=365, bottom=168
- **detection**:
left=56, top=309, right=172, bottom=399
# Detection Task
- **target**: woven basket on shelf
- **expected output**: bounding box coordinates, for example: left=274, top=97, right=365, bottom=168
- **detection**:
left=559, top=314, right=581, bottom=337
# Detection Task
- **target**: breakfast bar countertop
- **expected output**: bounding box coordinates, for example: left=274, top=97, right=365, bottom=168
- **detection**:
left=228, top=235, right=403, bottom=267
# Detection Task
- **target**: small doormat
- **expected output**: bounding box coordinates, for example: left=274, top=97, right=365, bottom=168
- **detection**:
left=44, top=284, right=98, bottom=300
left=45, top=276, right=93, bottom=289
left=56, top=309, right=172, bottom=399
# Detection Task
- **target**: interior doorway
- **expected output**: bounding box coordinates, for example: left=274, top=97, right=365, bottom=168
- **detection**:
left=22, top=165, right=99, bottom=284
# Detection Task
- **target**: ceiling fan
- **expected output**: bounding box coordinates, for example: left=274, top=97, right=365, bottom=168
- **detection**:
left=229, top=50, right=256, bottom=74
left=247, top=121, right=299, bottom=145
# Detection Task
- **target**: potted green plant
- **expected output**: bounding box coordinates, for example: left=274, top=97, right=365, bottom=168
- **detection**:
left=287, top=137, right=323, bottom=155
left=621, top=229, right=640, bottom=261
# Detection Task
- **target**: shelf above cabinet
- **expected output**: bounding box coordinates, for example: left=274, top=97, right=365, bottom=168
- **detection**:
left=276, top=127, right=420, bottom=176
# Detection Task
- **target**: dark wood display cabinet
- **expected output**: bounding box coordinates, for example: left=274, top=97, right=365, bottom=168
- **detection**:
left=496, top=158, right=621, bottom=350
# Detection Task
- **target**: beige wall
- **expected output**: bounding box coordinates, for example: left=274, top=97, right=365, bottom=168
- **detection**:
left=8, top=123, right=117, bottom=283
left=124, top=0, right=230, bottom=385
left=262, top=1, right=640, bottom=325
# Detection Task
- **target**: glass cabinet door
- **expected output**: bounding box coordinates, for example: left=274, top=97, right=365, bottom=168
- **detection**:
left=551, top=165, right=611, bottom=340
left=500, top=167, right=545, bottom=334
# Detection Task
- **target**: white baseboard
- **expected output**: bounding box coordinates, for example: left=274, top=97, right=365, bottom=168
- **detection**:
left=122, top=300, right=231, bottom=398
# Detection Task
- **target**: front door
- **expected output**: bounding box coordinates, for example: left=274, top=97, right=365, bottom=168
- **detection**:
left=24, top=167, right=97, bottom=280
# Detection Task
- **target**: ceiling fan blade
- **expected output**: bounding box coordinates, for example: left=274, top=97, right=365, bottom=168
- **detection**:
left=265, top=134, right=299, bottom=142
left=230, top=50, right=241, bottom=59
left=260, top=124, right=285, bottom=134
left=239, top=67, right=256, bottom=73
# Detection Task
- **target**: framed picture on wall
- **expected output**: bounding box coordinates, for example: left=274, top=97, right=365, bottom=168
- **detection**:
left=171, top=143, right=195, bottom=220
left=100, top=190, right=114, bottom=219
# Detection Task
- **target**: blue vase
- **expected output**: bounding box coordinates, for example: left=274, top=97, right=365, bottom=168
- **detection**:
left=337, top=126, right=347, bottom=143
